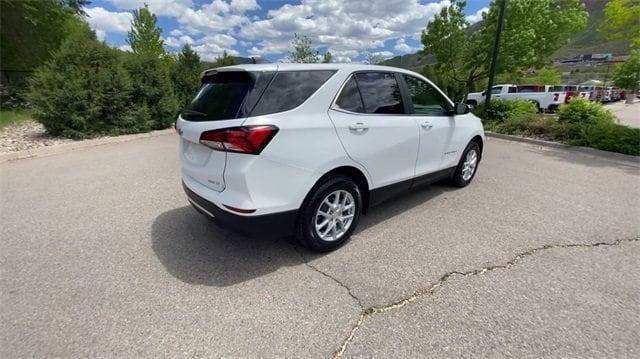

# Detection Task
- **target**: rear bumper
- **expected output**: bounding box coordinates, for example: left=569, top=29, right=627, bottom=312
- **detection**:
left=182, top=181, right=297, bottom=237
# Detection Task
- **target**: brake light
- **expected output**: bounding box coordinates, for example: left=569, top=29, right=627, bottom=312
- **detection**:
left=200, top=126, right=278, bottom=154
left=565, top=94, right=572, bottom=103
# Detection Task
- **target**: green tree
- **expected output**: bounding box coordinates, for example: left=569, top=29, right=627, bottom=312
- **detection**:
left=287, top=34, right=319, bottom=63
left=364, top=52, right=387, bottom=65
left=599, top=0, right=640, bottom=48
left=172, top=44, right=202, bottom=108
left=322, top=51, right=333, bottom=63
left=28, top=31, right=147, bottom=138
left=0, top=0, right=91, bottom=90
left=421, top=0, right=587, bottom=99
left=127, top=4, right=165, bottom=57
left=612, top=50, right=640, bottom=92
left=531, top=67, right=562, bottom=85
left=213, top=50, right=237, bottom=67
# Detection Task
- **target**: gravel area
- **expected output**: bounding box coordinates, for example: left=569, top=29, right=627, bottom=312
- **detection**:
left=0, top=120, right=73, bottom=153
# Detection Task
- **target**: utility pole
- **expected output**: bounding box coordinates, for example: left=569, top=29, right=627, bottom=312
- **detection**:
left=485, top=0, right=507, bottom=106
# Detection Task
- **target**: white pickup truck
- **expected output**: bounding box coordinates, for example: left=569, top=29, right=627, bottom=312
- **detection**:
left=467, top=84, right=567, bottom=112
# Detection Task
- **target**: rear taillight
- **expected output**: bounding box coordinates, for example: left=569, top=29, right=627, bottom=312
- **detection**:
left=200, top=125, right=278, bottom=155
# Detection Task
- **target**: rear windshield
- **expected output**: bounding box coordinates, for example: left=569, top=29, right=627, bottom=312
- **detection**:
left=182, top=71, right=274, bottom=122
left=181, top=70, right=335, bottom=121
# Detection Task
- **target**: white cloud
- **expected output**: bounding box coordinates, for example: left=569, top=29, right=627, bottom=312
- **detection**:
left=118, top=44, right=133, bottom=52
left=106, top=0, right=193, bottom=17
left=466, top=7, right=488, bottom=25
left=230, top=0, right=260, bottom=13
left=193, top=43, right=239, bottom=61
left=239, top=0, right=449, bottom=59
left=84, top=7, right=132, bottom=39
left=170, top=29, right=184, bottom=37
left=393, top=38, right=420, bottom=54
left=84, top=0, right=456, bottom=61
left=165, top=35, right=195, bottom=48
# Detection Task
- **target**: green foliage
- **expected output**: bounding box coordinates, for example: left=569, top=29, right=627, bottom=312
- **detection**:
left=172, top=44, right=202, bottom=109
left=28, top=28, right=179, bottom=139
left=28, top=32, right=144, bottom=139
left=364, top=52, right=387, bottom=65
left=322, top=51, right=333, bottom=63
left=599, top=0, right=640, bottom=48
left=530, top=67, right=562, bottom=85
left=566, top=122, right=640, bottom=156
left=287, top=34, right=320, bottom=63
left=214, top=50, right=237, bottom=67
left=612, top=50, right=640, bottom=91
left=123, top=53, right=179, bottom=130
left=473, top=99, right=539, bottom=124
left=421, top=0, right=587, bottom=98
left=421, top=64, right=469, bottom=102
left=127, top=4, right=165, bottom=57
left=0, top=0, right=94, bottom=102
left=557, top=98, right=615, bottom=126
left=487, top=113, right=570, bottom=141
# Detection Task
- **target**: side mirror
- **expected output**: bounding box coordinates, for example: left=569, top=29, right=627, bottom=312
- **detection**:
left=455, top=103, right=470, bottom=115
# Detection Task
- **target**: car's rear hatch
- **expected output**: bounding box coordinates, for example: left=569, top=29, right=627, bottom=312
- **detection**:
left=177, top=67, right=276, bottom=192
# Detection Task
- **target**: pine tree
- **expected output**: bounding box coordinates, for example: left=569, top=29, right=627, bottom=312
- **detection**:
left=127, top=4, right=165, bottom=57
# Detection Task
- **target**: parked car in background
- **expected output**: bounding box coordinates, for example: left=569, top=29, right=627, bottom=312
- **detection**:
left=562, top=85, right=590, bottom=103
left=176, top=64, right=485, bottom=251
left=578, top=85, right=605, bottom=101
left=603, top=86, right=621, bottom=102
left=466, top=84, right=566, bottom=112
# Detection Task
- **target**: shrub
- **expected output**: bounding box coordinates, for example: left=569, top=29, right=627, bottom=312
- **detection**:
left=567, top=122, right=640, bottom=156
left=123, top=53, right=179, bottom=130
left=473, top=99, right=538, bottom=124
left=491, top=114, right=569, bottom=141
left=28, top=32, right=144, bottom=139
left=557, top=97, right=615, bottom=126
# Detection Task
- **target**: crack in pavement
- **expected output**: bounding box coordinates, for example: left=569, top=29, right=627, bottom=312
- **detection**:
left=331, top=237, right=639, bottom=358
left=294, top=245, right=365, bottom=309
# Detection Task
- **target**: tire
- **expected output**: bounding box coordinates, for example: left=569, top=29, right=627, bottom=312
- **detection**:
left=450, top=141, right=481, bottom=187
left=295, top=175, right=362, bottom=252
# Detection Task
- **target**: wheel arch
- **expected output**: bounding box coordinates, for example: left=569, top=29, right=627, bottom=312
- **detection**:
left=305, top=165, right=371, bottom=213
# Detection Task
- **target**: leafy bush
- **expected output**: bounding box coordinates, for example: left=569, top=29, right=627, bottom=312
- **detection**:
left=557, top=97, right=616, bottom=126
left=473, top=99, right=539, bottom=124
left=490, top=113, right=569, bottom=141
left=28, top=31, right=179, bottom=139
left=123, top=53, right=179, bottom=130
left=28, top=32, right=145, bottom=139
left=567, top=122, right=640, bottom=156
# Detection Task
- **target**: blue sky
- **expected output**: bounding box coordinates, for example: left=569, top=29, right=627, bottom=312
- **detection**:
left=84, top=0, right=491, bottom=62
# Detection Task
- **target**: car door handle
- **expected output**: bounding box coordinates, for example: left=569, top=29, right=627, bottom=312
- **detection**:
left=421, top=121, right=433, bottom=130
left=348, top=123, right=368, bottom=131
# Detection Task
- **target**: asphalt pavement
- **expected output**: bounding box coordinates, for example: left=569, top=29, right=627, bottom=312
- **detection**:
left=1, top=134, right=638, bottom=357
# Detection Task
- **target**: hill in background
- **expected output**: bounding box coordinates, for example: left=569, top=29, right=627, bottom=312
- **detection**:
left=383, top=0, right=631, bottom=71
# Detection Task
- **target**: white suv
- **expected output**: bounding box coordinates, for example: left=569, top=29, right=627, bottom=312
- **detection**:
left=176, top=64, right=484, bottom=251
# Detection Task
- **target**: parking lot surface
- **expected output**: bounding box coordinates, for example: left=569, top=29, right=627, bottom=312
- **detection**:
left=1, top=135, right=638, bottom=357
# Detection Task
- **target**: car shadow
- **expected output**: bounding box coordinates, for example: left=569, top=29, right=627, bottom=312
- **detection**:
left=151, top=183, right=454, bottom=287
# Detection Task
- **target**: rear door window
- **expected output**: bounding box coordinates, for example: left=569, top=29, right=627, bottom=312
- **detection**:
left=182, top=71, right=274, bottom=122
left=335, top=76, right=365, bottom=113
left=355, top=72, right=405, bottom=114
left=250, top=70, right=336, bottom=116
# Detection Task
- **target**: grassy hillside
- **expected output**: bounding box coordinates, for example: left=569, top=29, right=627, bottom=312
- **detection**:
left=383, top=0, right=631, bottom=70
left=554, top=0, right=630, bottom=58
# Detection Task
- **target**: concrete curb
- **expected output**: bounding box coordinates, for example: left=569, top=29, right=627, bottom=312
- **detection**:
left=0, top=128, right=175, bottom=164
left=486, top=131, right=640, bottom=167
